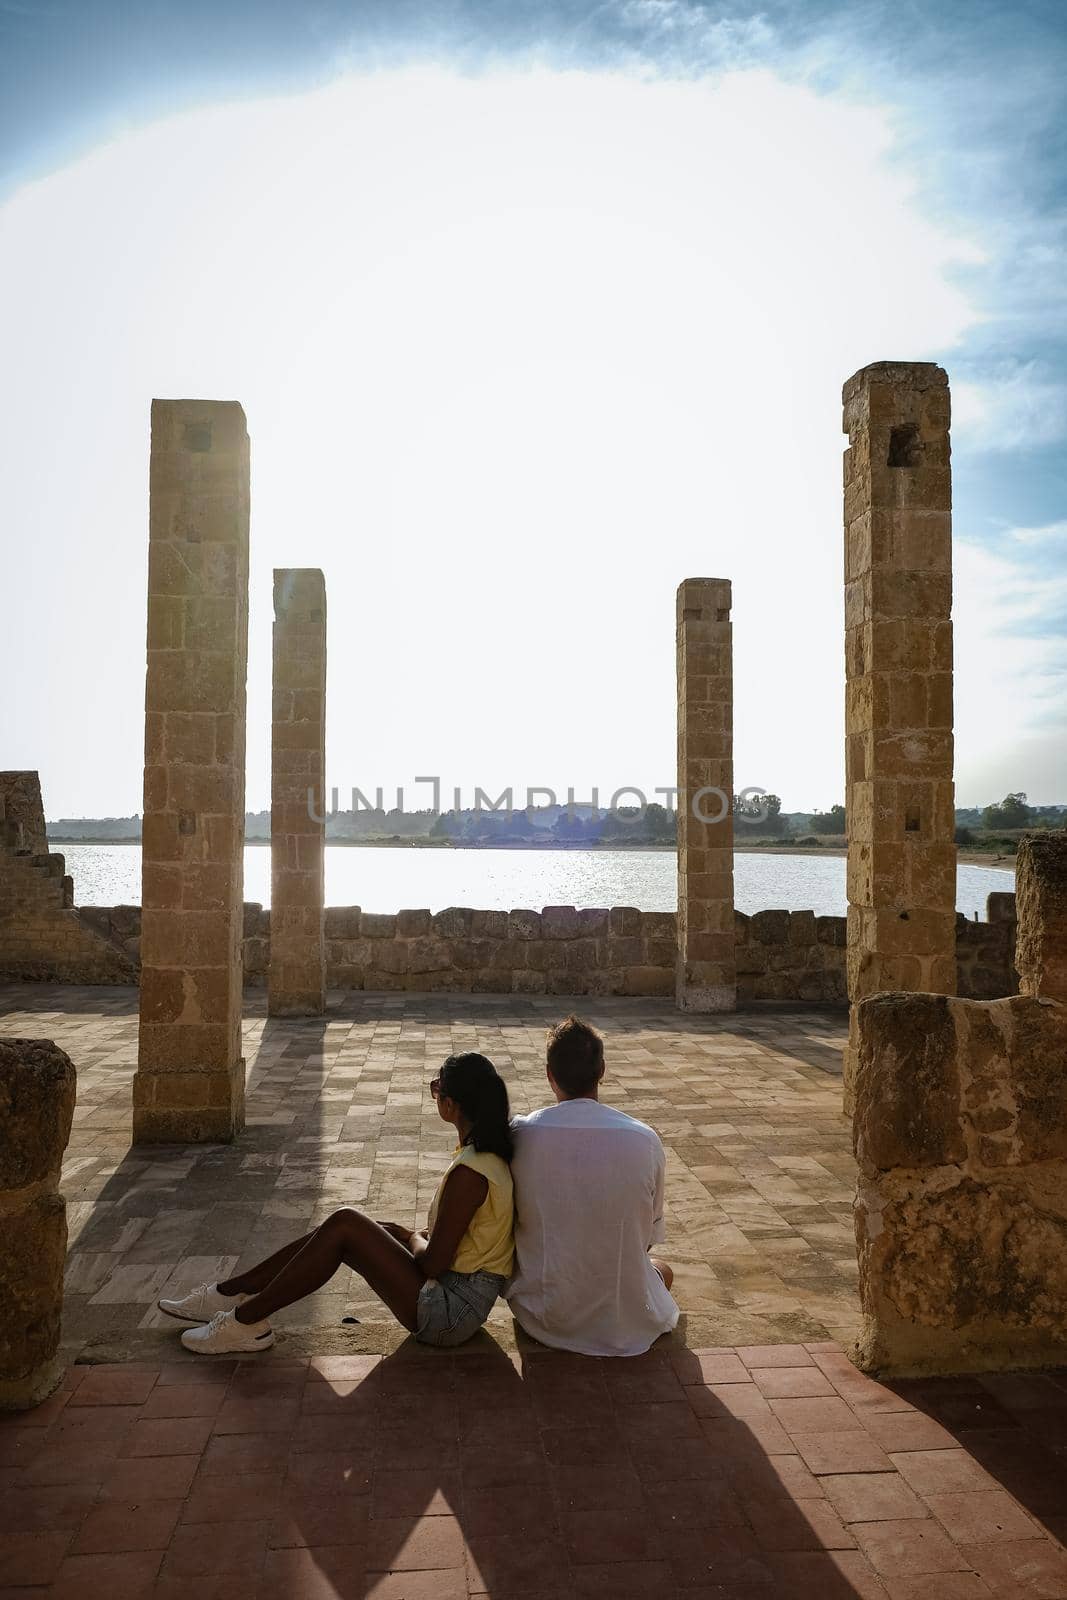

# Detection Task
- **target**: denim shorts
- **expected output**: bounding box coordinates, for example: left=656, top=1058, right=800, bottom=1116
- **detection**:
left=416, top=1269, right=507, bottom=1348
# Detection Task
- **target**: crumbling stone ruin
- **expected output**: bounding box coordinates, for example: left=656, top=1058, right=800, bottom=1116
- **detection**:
left=133, top=400, right=250, bottom=1144
left=676, top=578, right=736, bottom=1011
left=1015, top=831, right=1067, bottom=1003
left=843, top=362, right=957, bottom=1107
left=268, top=568, right=327, bottom=1017
left=0, top=1039, right=75, bottom=1409
left=852, top=984, right=1067, bottom=1376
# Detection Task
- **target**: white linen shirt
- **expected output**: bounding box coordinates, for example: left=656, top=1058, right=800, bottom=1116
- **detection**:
left=505, top=1098, right=679, bottom=1357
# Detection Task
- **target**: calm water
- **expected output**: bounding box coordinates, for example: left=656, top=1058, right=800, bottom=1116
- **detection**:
left=56, top=843, right=1014, bottom=920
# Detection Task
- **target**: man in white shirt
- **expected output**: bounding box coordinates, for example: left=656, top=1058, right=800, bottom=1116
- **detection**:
left=506, top=1014, right=679, bottom=1357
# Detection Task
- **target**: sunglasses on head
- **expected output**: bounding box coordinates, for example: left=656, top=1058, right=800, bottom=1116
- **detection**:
left=430, top=1075, right=444, bottom=1098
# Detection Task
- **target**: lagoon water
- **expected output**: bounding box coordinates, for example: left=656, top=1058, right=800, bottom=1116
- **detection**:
left=57, top=843, right=1014, bottom=920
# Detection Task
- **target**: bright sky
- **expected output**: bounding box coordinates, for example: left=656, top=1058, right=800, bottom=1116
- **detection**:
left=1, top=2, right=1064, bottom=818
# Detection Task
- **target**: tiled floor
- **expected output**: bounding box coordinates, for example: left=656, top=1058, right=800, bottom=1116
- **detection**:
left=1, top=1345, right=1065, bottom=1598
left=0, top=985, right=859, bottom=1360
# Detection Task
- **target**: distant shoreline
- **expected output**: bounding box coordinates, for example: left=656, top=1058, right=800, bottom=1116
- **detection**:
left=46, top=836, right=1016, bottom=872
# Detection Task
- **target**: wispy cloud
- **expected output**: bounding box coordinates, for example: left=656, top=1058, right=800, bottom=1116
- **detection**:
left=953, top=361, right=1067, bottom=453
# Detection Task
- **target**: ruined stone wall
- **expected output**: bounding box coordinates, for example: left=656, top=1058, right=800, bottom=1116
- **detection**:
left=853, top=990, right=1067, bottom=1376
left=49, top=897, right=1016, bottom=1003
left=0, top=775, right=137, bottom=985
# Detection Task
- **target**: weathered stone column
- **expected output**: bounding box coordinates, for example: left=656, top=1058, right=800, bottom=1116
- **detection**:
left=1015, top=831, right=1067, bottom=1003
left=843, top=363, right=956, bottom=1106
left=676, top=578, right=736, bottom=1012
left=852, top=990, right=1067, bottom=1376
left=269, top=568, right=327, bottom=1017
left=134, top=400, right=250, bottom=1143
left=0, top=1040, right=76, bottom=1410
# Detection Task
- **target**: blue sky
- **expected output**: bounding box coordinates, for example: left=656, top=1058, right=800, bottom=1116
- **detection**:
left=1, top=0, right=1064, bottom=813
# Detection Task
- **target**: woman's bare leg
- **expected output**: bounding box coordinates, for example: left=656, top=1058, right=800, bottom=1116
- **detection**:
left=217, top=1235, right=315, bottom=1297
left=234, top=1209, right=425, bottom=1332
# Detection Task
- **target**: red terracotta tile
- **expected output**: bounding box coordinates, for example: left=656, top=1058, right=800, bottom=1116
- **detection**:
left=699, top=1415, right=796, bottom=1456
left=462, top=1439, right=549, bottom=1486
left=541, top=1426, right=626, bottom=1468
left=459, top=1402, right=539, bottom=1444
left=701, top=1381, right=776, bottom=1420
left=0, top=1428, right=47, bottom=1468
left=181, top=1470, right=285, bottom=1524
left=667, top=1524, right=772, bottom=1588
left=363, top=1571, right=468, bottom=1599
left=154, top=1576, right=254, bottom=1600
left=890, top=1450, right=997, bottom=1495
left=532, top=1389, right=615, bottom=1428
left=199, top=1429, right=294, bottom=1474
left=120, top=1415, right=214, bottom=1458
left=821, top=1472, right=929, bottom=1524
left=69, top=1369, right=158, bottom=1407
left=748, top=1496, right=857, bottom=1551
left=851, top=1518, right=971, bottom=1576
left=286, top=1449, right=373, bottom=1499
left=71, top=1497, right=182, bottom=1555
left=466, top=1532, right=569, bottom=1592
left=882, top=1576, right=994, bottom=1599
left=793, top=1430, right=896, bottom=1475
left=737, top=1344, right=815, bottom=1368
left=614, top=1399, right=704, bottom=1441
left=269, top=1492, right=370, bottom=1548
left=54, top=1404, right=143, bottom=1440
left=292, top=1414, right=389, bottom=1454
left=861, top=1412, right=959, bottom=1453
left=22, top=1434, right=123, bottom=1485
left=366, top=1514, right=464, bottom=1571
left=211, top=1395, right=299, bottom=1435
left=300, top=1379, right=381, bottom=1415
left=260, top=1545, right=366, bottom=1599
left=604, top=1363, right=685, bottom=1404
left=463, top=1482, right=557, bottom=1537
left=370, top=1467, right=462, bottom=1518
left=733, top=1452, right=826, bottom=1501
left=571, top=1559, right=675, bottom=1596
left=308, top=1355, right=382, bottom=1381
left=551, top=1462, right=646, bottom=1513
left=960, top=1538, right=1067, bottom=1599
left=0, top=1482, right=98, bottom=1531
left=924, top=1490, right=1040, bottom=1545
left=560, top=1505, right=658, bottom=1564
left=160, top=1519, right=270, bottom=1577
left=0, top=1390, right=71, bottom=1429
left=645, top=1474, right=746, bottom=1530
left=766, top=1549, right=890, bottom=1599
left=631, top=1435, right=726, bottom=1480
left=49, top=1549, right=163, bottom=1600
left=99, top=1452, right=199, bottom=1501
left=142, top=1384, right=225, bottom=1419
left=370, top=1430, right=460, bottom=1472
left=771, top=1396, right=865, bottom=1435
left=750, top=1365, right=837, bottom=1399
left=0, top=1530, right=71, bottom=1586
left=671, top=1348, right=750, bottom=1386
left=155, top=1360, right=236, bottom=1386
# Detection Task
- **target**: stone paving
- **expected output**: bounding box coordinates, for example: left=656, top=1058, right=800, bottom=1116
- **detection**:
left=1, top=1345, right=1066, bottom=1597
left=0, top=984, right=859, bottom=1361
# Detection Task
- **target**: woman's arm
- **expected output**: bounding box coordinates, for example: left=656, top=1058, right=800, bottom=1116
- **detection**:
left=410, top=1165, right=488, bottom=1279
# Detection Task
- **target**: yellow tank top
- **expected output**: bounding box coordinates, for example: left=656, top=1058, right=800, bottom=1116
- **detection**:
left=427, top=1144, right=514, bottom=1278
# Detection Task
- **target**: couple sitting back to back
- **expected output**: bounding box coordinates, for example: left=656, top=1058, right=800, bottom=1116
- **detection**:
left=160, top=1015, right=679, bottom=1359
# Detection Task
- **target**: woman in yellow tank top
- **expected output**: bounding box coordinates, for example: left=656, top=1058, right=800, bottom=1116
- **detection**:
left=165, top=1052, right=515, bottom=1355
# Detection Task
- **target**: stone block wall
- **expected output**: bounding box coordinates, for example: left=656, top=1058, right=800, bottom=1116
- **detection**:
left=853, top=990, right=1067, bottom=1375
left=54, top=896, right=1016, bottom=1004
left=0, top=775, right=137, bottom=985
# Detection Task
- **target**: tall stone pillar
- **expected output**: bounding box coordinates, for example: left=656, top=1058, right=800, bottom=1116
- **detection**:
left=1015, top=832, right=1067, bottom=1004
left=134, top=400, right=250, bottom=1144
left=843, top=362, right=956, bottom=1107
left=0, top=1040, right=75, bottom=1410
left=676, top=578, right=736, bottom=1012
left=269, top=568, right=327, bottom=1017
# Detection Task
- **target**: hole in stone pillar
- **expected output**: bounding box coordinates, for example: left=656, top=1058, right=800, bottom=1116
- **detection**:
left=715, top=608, right=729, bottom=622
left=178, top=811, right=197, bottom=836
left=183, top=422, right=212, bottom=452
left=899, top=910, right=910, bottom=920
left=905, top=807, right=921, bottom=832
left=887, top=424, right=921, bottom=467
left=682, top=607, right=702, bottom=621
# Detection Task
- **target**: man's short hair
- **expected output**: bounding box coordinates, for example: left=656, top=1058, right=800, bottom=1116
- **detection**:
left=546, top=1015, right=604, bottom=1097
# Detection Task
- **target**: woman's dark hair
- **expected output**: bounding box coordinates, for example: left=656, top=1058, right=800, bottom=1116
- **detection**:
left=438, top=1051, right=513, bottom=1163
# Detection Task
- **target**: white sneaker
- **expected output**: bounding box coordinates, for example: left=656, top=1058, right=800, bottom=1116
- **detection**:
left=157, top=1282, right=248, bottom=1324
left=180, top=1308, right=274, bottom=1355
